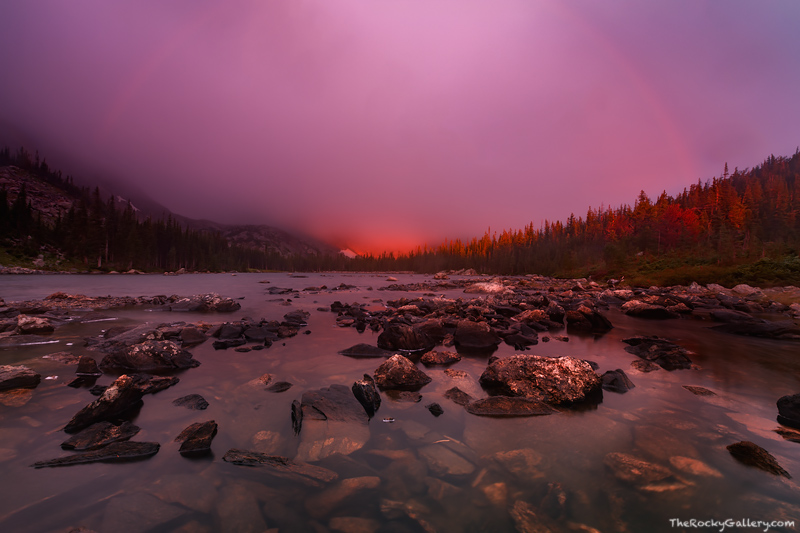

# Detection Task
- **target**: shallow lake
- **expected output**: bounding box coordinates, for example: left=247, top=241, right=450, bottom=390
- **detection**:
left=0, top=272, right=798, bottom=532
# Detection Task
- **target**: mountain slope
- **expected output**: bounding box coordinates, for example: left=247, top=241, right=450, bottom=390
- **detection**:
left=0, top=147, right=338, bottom=261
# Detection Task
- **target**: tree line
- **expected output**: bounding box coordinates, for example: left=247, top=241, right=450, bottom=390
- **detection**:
left=3, top=145, right=799, bottom=282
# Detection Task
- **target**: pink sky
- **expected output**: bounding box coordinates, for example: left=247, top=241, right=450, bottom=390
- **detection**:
left=1, top=1, right=799, bottom=254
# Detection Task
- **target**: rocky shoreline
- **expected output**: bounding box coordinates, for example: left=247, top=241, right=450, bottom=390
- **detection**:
left=1, top=276, right=799, bottom=531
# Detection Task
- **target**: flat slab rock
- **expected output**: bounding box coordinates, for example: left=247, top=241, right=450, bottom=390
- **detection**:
left=478, top=354, right=602, bottom=406
left=0, top=365, right=41, bottom=391
left=465, top=396, right=557, bottom=417
left=300, top=384, right=369, bottom=425
left=222, top=449, right=338, bottom=486
left=31, top=441, right=160, bottom=468
left=61, top=421, right=140, bottom=451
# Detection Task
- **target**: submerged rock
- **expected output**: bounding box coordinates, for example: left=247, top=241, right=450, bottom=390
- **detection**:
left=172, top=394, right=209, bottom=410
left=727, top=441, right=791, bottom=478
left=0, top=365, right=41, bottom=391
left=465, top=397, right=557, bottom=417
left=222, top=449, right=338, bottom=486
left=175, top=420, right=218, bottom=456
left=374, top=354, right=432, bottom=391
left=31, top=441, right=160, bottom=468
left=98, top=340, right=200, bottom=373
left=478, top=355, right=602, bottom=406
left=338, top=343, right=391, bottom=358
left=444, top=387, right=475, bottom=406
left=683, top=385, right=716, bottom=397
left=420, top=350, right=461, bottom=366
left=61, top=421, right=140, bottom=451
left=604, top=452, right=681, bottom=488
left=622, top=336, right=693, bottom=371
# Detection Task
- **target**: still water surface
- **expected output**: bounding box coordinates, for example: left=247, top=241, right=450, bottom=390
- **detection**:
left=0, top=273, right=798, bottom=532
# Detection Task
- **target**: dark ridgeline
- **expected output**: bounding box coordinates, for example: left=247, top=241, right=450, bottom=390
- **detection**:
left=2, top=145, right=799, bottom=282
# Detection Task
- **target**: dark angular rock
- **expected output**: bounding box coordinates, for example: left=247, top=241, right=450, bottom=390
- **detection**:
left=76, top=356, right=102, bottom=376
left=222, top=449, right=338, bottom=487
left=420, top=350, right=461, bottom=366
left=337, top=343, right=391, bottom=358
left=454, top=320, right=501, bottom=351
left=466, top=397, right=558, bottom=417
left=726, top=441, right=791, bottom=478
left=98, top=340, right=200, bottom=373
left=377, top=323, right=434, bottom=353
left=622, top=336, right=693, bottom=371
left=61, top=421, right=140, bottom=451
left=31, top=441, right=160, bottom=468
left=426, top=402, right=444, bottom=416
left=0, top=365, right=41, bottom=391
left=602, top=369, right=636, bottom=393
left=444, top=387, right=474, bottom=406
left=352, top=374, right=381, bottom=418
left=243, top=326, right=277, bottom=343
left=173, top=394, right=209, bottom=410
left=479, top=355, right=602, bottom=406
left=64, top=374, right=146, bottom=433
left=283, top=310, right=310, bottom=327
left=266, top=381, right=293, bottom=393
left=416, top=319, right=447, bottom=343
left=217, top=323, right=244, bottom=340
left=175, top=420, right=218, bottom=456
left=777, top=393, right=800, bottom=429
left=179, top=327, right=207, bottom=347
left=300, top=384, right=369, bottom=424
left=374, top=354, right=432, bottom=391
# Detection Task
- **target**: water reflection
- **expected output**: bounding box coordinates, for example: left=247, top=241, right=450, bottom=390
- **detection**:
left=0, top=273, right=799, bottom=532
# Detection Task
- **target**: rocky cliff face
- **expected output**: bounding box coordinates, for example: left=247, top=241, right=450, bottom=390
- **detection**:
left=0, top=166, right=75, bottom=226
